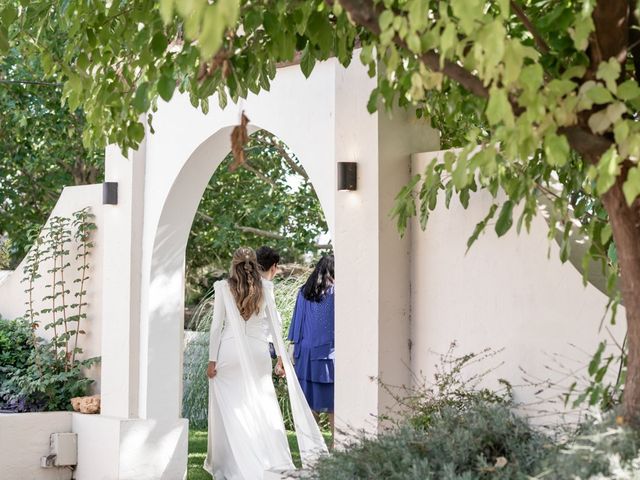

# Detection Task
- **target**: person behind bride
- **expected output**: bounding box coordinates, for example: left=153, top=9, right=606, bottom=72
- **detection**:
left=204, top=247, right=327, bottom=479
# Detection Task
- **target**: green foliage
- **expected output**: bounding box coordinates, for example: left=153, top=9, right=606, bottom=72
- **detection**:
left=565, top=338, right=626, bottom=413
left=182, top=332, right=209, bottom=428
left=542, top=413, right=640, bottom=479
left=0, top=208, right=99, bottom=412
left=1, top=337, right=98, bottom=411
left=310, top=348, right=544, bottom=480
left=0, top=318, right=33, bottom=386
left=0, top=38, right=103, bottom=269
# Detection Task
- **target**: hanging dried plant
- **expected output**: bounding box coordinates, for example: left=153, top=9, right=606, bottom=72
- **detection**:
left=229, top=112, right=250, bottom=172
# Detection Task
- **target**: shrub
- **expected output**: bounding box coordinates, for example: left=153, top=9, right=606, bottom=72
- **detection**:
left=0, top=208, right=99, bottom=412
left=542, top=412, right=640, bottom=479
left=310, top=400, right=547, bottom=480
left=183, top=331, right=209, bottom=428
left=309, top=346, right=546, bottom=480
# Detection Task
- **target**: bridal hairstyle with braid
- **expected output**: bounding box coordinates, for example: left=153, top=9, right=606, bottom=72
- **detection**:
left=228, top=247, right=264, bottom=320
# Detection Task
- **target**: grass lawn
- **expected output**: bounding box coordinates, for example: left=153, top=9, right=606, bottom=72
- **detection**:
left=188, top=429, right=332, bottom=479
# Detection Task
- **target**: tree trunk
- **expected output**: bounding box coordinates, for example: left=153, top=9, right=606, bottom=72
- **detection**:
left=601, top=177, right=640, bottom=424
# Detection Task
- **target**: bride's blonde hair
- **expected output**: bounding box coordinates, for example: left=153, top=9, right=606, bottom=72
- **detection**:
left=228, top=247, right=263, bottom=320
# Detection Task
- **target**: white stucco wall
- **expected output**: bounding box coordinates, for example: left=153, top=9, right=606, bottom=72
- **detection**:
left=410, top=151, right=626, bottom=422
left=0, top=184, right=104, bottom=389
left=0, top=412, right=73, bottom=480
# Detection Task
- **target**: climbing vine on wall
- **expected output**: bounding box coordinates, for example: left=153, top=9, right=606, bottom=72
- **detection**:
left=0, top=207, right=100, bottom=412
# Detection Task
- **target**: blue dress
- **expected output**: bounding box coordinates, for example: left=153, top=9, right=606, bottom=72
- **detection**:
left=287, top=287, right=335, bottom=413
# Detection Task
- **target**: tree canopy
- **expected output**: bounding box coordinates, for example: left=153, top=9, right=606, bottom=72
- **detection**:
left=4, top=0, right=640, bottom=422
left=0, top=38, right=103, bottom=267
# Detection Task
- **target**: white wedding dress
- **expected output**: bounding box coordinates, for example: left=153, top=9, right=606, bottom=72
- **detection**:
left=204, top=279, right=327, bottom=479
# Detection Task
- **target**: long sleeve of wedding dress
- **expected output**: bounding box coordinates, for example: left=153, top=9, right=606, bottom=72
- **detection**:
left=208, top=286, right=225, bottom=361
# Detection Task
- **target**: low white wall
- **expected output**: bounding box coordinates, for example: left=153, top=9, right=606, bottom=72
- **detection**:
left=0, top=185, right=104, bottom=391
left=0, top=412, right=187, bottom=480
left=72, top=414, right=188, bottom=480
left=0, top=412, right=73, bottom=480
left=410, top=151, right=626, bottom=423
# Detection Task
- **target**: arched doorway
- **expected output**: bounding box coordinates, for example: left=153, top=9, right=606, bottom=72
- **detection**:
left=95, top=59, right=439, bottom=479
left=139, top=120, right=335, bottom=422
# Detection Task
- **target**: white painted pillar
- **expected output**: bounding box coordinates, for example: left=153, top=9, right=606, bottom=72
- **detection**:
left=333, top=62, right=439, bottom=434
left=334, top=61, right=381, bottom=434
left=100, top=140, right=146, bottom=418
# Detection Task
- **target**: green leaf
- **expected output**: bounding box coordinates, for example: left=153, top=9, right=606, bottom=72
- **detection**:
left=440, top=23, right=456, bottom=60
left=600, top=224, right=612, bottom=244
left=485, top=87, right=513, bottom=127
left=366, top=88, right=379, bottom=113
left=495, top=200, right=514, bottom=237
left=503, top=41, right=524, bottom=86
left=0, top=27, right=8, bottom=53
left=467, top=204, right=498, bottom=252
left=379, top=10, right=394, bottom=32
left=616, top=80, right=640, bottom=101
left=451, top=0, right=483, bottom=34
left=160, top=0, right=175, bottom=24
left=596, top=57, right=621, bottom=93
left=596, top=147, right=621, bottom=195
left=407, top=33, right=421, bottom=53
left=519, top=63, right=543, bottom=92
left=300, top=45, right=315, bottom=78
left=1, top=4, right=18, bottom=25
left=452, top=154, right=468, bottom=189
left=543, top=132, right=570, bottom=167
left=588, top=342, right=605, bottom=376
left=623, top=165, right=640, bottom=206
left=586, top=85, right=614, bottom=104
left=132, top=82, right=150, bottom=112
left=408, top=0, right=428, bottom=31
left=158, top=75, right=176, bottom=102
left=199, top=5, right=224, bottom=59
left=151, top=33, right=168, bottom=57
left=570, top=16, right=594, bottom=50
left=588, top=102, right=626, bottom=135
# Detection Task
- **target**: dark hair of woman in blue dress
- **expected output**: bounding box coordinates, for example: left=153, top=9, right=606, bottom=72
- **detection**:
left=301, top=255, right=334, bottom=302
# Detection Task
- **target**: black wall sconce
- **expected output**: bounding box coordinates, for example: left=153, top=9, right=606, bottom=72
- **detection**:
left=337, top=162, right=358, bottom=191
left=103, top=182, right=118, bottom=205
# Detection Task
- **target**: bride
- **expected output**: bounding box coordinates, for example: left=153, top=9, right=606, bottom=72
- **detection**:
left=204, top=247, right=328, bottom=479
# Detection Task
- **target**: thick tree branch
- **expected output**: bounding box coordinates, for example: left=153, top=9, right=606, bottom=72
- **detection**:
left=252, top=138, right=310, bottom=181
left=559, top=126, right=613, bottom=160
left=590, top=0, right=629, bottom=67
left=235, top=224, right=286, bottom=240
left=240, top=161, right=279, bottom=188
left=510, top=1, right=550, bottom=54
left=336, top=0, right=489, bottom=98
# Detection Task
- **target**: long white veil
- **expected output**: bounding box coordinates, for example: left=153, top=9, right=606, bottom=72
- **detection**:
left=261, top=281, right=329, bottom=465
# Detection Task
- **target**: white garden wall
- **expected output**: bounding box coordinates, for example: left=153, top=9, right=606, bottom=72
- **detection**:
left=410, top=151, right=626, bottom=423
left=0, top=412, right=73, bottom=480
left=0, top=184, right=104, bottom=389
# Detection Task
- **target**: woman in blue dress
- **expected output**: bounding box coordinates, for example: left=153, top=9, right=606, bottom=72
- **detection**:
left=288, top=255, right=335, bottom=434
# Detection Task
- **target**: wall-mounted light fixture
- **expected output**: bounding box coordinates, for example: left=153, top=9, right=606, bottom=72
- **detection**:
left=337, top=162, right=358, bottom=191
left=102, top=182, right=118, bottom=205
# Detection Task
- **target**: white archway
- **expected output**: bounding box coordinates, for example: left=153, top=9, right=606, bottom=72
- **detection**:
left=141, top=123, right=334, bottom=420
left=93, top=57, right=440, bottom=479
